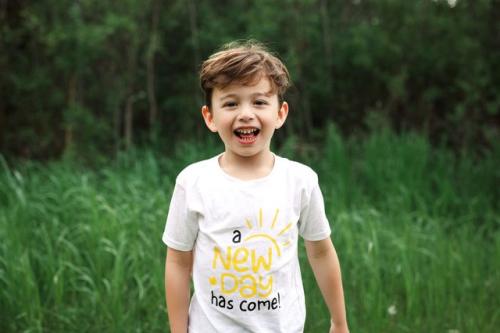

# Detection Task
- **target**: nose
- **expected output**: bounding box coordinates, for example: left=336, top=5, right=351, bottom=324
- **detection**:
left=237, top=104, right=254, bottom=122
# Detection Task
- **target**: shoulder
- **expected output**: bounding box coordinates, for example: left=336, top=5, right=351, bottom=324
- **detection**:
left=175, top=155, right=218, bottom=188
left=277, top=155, right=319, bottom=185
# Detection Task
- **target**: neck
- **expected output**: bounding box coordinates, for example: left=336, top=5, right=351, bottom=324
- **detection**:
left=219, top=150, right=275, bottom=180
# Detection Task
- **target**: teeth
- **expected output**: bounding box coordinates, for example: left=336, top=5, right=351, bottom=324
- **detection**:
left=236, top=128, right=257, bottom=134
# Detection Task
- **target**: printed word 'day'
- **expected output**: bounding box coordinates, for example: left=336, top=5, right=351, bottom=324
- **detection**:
left=211, top=246, right=274, bottom=298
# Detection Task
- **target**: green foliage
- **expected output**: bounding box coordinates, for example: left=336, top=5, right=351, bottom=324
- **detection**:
left=1, top=0, right=498, bottom=159
left=1, top=132, right=499, bottom=332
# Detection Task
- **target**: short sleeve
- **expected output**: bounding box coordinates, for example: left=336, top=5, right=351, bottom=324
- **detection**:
left=298, top=175, right=331, bottom=241
left=162, top=181, right=200, bottom=251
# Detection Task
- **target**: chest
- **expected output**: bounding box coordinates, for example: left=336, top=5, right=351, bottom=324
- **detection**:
left=196, top=179, right=303, bottom=248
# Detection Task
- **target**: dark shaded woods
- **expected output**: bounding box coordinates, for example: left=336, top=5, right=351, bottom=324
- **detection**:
left=1, top=0, right=498, bottom=160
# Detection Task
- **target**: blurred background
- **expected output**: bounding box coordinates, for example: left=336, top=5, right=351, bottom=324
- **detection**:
left=1, top=0, right=498, bottom=159
left=0, top=0, right=499, bottom=332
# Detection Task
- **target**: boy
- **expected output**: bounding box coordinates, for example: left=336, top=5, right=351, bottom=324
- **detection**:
left=163, top=40, right=349, bottom=333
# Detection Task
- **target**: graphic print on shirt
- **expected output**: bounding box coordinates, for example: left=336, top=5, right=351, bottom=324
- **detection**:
left=209, top=208, right=292, bottom=312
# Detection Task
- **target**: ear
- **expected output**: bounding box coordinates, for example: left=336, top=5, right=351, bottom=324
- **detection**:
left=275, top=102, right=289, bottom=129
left=201, top=105, right=217, bottom=132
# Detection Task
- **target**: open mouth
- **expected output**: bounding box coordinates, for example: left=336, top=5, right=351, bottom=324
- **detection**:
left=234, top=127, right=260, bottom=144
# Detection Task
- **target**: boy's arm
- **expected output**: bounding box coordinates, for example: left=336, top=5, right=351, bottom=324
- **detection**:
left=305, top=238, right=349, bottom=333
left=165, top=247, right=193, bottom=333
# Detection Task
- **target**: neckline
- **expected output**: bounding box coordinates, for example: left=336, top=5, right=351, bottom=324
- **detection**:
left=212, top=153, right=281, bottom=184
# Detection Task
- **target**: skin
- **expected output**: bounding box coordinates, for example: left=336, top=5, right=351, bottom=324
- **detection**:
left=165, top=75, right=349, bottom=333
left=306, top=238, right=349, bottom=333
left=165, top=248, right=192, bottom=333
left=201, top=76, right=288, bottom=180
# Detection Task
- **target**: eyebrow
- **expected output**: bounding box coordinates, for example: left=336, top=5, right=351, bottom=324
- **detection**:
left=219, top=91, right=273, bottom=101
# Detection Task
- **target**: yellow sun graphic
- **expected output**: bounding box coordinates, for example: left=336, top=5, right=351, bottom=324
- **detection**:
left=243, top=208, right=293, bottom=257
left=208, top=208, right=293, bottom=293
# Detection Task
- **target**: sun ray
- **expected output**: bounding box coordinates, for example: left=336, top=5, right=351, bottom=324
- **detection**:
left=259, top=208, right=263, bottom=228
left=277, top=223, right=292, bottom=236
left=245, top=219, right=253, bottom=229
left=270, top=208, right=280, bottom=229
left=282, top=240, right=291, bottom=247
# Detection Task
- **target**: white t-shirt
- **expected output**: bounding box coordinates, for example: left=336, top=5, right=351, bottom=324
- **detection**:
left=162, top=154, right=331, bottom=333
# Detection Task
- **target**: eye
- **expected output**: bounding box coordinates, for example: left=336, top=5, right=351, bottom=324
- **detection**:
left=223, top=101, right=238, bottom=108
left=254, top=99, right=269, bottom=106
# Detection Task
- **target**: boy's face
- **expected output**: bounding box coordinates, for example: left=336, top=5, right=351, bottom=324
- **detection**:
left=201, top=76, right=288, bottom=160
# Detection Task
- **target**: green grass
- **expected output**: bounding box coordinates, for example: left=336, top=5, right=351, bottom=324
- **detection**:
left=1, top=129, right=499, bottom=332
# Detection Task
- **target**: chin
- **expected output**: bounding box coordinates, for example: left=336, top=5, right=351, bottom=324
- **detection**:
left=236, top=151, right=258, bottom=158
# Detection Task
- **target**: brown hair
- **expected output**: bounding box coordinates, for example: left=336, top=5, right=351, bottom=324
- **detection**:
left=200, top=40, right=291, bottom=107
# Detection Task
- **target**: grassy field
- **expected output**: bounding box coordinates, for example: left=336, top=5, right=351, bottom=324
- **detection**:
left=1, top=128, right=499, bottom=332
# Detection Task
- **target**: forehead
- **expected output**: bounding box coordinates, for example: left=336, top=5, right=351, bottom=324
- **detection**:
left=213, top=76, right=275, bottom=98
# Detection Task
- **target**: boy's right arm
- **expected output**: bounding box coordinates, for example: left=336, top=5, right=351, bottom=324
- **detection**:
left=165, top=248, right=193, bottom=333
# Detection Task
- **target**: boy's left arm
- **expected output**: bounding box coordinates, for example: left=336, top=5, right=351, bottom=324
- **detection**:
left=305, top=238, right=349, bottom=333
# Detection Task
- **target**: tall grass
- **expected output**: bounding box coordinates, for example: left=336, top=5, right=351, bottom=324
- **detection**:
left=0, top=129, right=498, bottom=332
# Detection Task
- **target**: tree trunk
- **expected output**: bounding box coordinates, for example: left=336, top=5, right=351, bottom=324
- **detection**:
left=320, top=0, right=333, bottom=64
left=0, top=1, right=7, bottom=150
left=64, top=73, right=77, bottom=154
left=188, top=0, right=203, bottom=137
left=114, top=104, right=121, bottom=154
left=124, top=40, right=138, bottom=150
left=290, top=2, right=313, bottom=139
left=188, top=0, right=200, bottom=78
left=147, top=0, right=159, bottom=136
left=320, top=0, right=334, bottom=117
left=125, top=94, right=134, bottom=149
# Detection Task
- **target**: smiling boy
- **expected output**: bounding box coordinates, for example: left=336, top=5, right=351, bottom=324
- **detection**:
left=163, top=41, right=349, bottom=333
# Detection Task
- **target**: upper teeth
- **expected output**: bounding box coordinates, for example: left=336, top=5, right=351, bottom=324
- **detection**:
left=236, top=128, right=257, bottom=134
